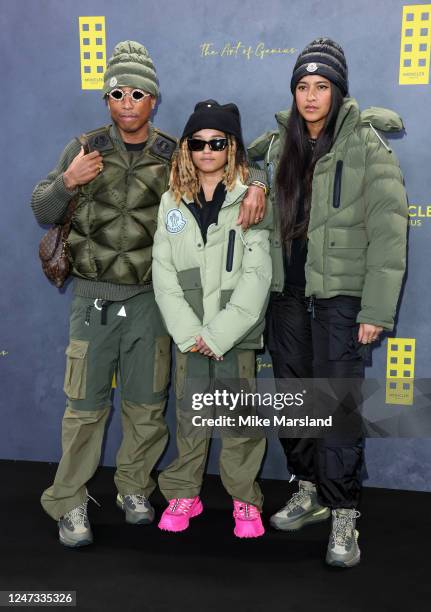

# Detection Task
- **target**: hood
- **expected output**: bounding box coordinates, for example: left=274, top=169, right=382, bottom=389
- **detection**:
left=360, top=106, right=404, bottom=132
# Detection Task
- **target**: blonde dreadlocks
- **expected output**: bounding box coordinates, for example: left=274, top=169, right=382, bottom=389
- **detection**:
left=170, top=135, right=249, bottom=205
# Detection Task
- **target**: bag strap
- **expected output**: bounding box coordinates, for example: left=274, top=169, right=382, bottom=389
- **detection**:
left=60, top=130, right=98, bottom=235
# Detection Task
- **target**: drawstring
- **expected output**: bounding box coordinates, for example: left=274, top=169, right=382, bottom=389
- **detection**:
left=266, top=134, right=276, bottom=186
left=239, top=229, right=252, bottom=251
left=266, top=134, right=275, bottom=167
left=87, top=492, right=101, bottom=508
left=368, top=122, right=392, bottom=152
left=239, top=228, right=253, bottom=251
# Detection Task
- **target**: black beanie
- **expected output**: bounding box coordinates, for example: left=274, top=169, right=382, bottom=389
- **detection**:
left=290, top=38, right=348, bottom=96
left=181, top=99, right=245, bottom=149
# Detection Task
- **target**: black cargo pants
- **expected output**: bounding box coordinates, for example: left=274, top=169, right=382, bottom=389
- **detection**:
left=265, top=285, right=366, bottom=509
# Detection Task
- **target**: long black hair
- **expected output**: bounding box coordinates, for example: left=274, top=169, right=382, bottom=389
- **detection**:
left=276, top=83, right=344, bottom=251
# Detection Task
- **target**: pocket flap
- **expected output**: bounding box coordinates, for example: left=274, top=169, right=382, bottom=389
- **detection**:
left=65, top=339, right=89, bottom=359
left=177, top=267, right=202, bottom=291
left=155, top=335, right=170, bottom=356
left=328, top=228, right=368, bottom=249
left=220, top=289, right=234, bottom=309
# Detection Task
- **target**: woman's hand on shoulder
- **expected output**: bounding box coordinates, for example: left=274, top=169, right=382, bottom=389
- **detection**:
left=237, top=185, right=266, bottom=230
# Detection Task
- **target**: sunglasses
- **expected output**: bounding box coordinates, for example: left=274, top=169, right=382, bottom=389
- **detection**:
left=108, top=88, right=151, bottom=102
left=187, top=137, right=228, bottom=152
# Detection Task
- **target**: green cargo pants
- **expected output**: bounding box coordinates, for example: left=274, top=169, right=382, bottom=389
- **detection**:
left=158, top=347, right=266, bottom=510
left=41, top=292, right=170, bottom=520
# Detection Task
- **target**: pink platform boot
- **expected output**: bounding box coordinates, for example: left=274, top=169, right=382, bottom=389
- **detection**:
left=158, top=497, right=203, bottom=532
left=233, top=500, right=265, bottom=538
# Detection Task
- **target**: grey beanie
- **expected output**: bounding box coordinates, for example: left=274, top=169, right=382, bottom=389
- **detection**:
left=103, top=40, right=159, bottom=97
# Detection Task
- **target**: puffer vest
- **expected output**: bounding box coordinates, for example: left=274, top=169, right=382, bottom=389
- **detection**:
left=68, top=125, right=177, bottom=285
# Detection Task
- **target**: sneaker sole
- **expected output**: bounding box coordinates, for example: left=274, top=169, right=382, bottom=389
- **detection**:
left=116, top=499, right=155, bottom=525
left=234, top=523, right=265, bottom=538
left=270, top=506, right=331, bottom=532
left=59, top=534, right=93, bottom=548
left=326, top=550, right=361, bottom=568
left=158, top=500, right=203, bottom=532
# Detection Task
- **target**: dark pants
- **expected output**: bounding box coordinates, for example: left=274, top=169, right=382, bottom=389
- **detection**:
left=265, top=285, right=365, bottom=509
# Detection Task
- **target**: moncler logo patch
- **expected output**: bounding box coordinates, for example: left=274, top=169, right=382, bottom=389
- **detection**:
left=166, top=208, right=187, bottom=234
left=306, top=63, right=318, bottom=73
left=109, top=77, right=118, bottom=87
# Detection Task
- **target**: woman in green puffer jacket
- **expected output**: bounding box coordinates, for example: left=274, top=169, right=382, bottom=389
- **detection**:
left=248, top=38, right=408, bottom=568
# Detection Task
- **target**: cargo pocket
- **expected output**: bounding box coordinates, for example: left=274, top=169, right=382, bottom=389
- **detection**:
left=237, top=350, right=257, bottom=393
left=174, top=350, right=188, bottom=400
left=350, top=326, right=372, bottom=362
left=63, top=339, right=89, bottom=400
left=153, top=335, right=171, bottom=393
left=328, top=305, right=362, bottom=362
left=220, top=289, right=233, bottom=310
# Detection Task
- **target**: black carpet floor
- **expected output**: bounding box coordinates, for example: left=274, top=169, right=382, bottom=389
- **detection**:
left=0, top=460, right=429, bottom=612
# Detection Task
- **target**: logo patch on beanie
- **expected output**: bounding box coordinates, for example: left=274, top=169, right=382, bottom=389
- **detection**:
left=109, top=77, right=118, bottom=87
left=166, top=209, right=187, bottom=234
left=306, top=63, right=318, bottom=73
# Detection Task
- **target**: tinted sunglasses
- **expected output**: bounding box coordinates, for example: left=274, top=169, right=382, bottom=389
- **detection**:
left=187, top=137, right=228, bottom=152
left=108, top=88, right=151, bottom=102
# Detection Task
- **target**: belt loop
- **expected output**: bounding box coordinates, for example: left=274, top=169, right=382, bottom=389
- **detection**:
left=94, top=299, right=114, bottom=325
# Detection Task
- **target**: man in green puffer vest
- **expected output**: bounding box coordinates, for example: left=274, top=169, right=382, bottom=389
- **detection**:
left=31, top=40, right=267, bottom=548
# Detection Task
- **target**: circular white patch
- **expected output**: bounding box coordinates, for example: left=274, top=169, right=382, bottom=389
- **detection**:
left=109, top=77, right=118, bottom=87
left=306, top=63, right=318, bottom=73
left=166, top=208, right=187, bottom=234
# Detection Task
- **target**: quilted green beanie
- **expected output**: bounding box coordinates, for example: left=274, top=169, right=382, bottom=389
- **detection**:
left=103, top=40, right=159, bottom=97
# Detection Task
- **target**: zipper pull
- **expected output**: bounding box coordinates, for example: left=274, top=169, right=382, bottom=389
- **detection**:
left=307, top=296, right=315, bottom=319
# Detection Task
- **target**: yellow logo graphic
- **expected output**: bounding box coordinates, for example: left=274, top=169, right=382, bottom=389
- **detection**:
left=79, top=17, right=106, bottom=90
left=399, top=5, right=431, bottom=85
left=386, top=338, right=416, bottom=405
left=408, top=204, right=431, bottom=227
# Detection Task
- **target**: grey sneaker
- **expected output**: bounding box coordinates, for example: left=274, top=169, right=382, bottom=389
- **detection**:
left=270, top=480, right=330, bottom=531
left=326, top=508, right=361, bottom=568
left=116, top=493, right=155, bottom=525
left=58, top=499, right=93, bottom=548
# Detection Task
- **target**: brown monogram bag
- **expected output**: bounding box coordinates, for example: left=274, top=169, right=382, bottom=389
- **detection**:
left=38, top=128, right=114, bottom=288
left=38, top=198, right=77, bottom=288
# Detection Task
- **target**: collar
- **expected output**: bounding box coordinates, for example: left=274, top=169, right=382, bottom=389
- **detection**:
left=180, top=176, right=248, bottom=208
left=109, top=122, right=155, bottom=152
